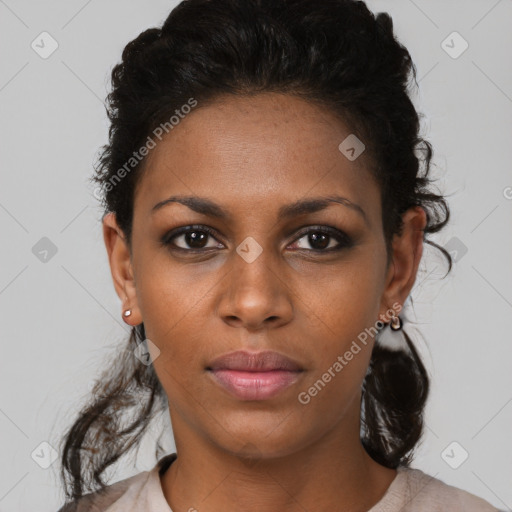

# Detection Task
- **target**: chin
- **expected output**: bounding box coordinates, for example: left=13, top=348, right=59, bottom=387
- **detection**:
left=214, top=415, right=305, bottom=459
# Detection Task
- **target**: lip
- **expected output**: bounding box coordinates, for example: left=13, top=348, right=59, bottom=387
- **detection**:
left=206, top=349, right=303, bottom=372
left=208, top=369, right=303, bottom=400
left=206, top=350, right=305, bottom=401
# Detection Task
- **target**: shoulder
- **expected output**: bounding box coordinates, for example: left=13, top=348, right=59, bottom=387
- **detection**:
left=56, top=471, right=149, bottom=512
left=56, top=453, right=177, bottom=512
left=397, top=467, right=499, bottom=511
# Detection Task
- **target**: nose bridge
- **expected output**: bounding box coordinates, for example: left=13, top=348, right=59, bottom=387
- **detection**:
left=217, top=235, right=293, bottom=328
left=230, top=234, right=282, bottom=298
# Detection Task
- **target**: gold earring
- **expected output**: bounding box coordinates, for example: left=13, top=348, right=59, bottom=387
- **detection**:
left=390, top=313, right=403, bottom=331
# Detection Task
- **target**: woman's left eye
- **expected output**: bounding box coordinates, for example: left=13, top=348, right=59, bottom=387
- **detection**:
left=289, top=227, right=352, bottom=252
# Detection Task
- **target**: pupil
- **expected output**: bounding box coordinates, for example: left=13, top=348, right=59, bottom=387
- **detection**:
left=309, top=232, right=329, bottom=250
left=186, top=231, right=207, bottom=248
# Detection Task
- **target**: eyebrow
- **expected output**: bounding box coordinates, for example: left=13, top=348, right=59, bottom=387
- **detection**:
left=151, top=194, right=368, bottom=225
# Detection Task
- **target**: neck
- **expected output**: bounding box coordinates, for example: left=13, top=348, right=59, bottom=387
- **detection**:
left=160, top=404, right=397, bottom=512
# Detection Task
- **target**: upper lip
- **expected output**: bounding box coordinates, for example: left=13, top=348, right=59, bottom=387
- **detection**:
left=207, top=350, right=303, bottom=372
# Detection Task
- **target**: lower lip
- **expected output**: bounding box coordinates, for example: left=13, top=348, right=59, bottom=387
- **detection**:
left=208, top=369, right=303, bottom=400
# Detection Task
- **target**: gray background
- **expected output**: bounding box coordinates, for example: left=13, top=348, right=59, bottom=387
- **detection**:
left=1, top=0, right=511, bottom=510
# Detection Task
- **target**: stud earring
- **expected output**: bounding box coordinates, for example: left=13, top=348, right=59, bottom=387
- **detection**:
left=123, top=309, right=132, bottom=318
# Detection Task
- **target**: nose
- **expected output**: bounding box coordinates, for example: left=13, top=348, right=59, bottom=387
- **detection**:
left=216, top=248, right=294, bottom=331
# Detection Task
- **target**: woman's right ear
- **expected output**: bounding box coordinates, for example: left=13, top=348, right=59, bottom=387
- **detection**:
left=102, top=213, right=141, bottom=324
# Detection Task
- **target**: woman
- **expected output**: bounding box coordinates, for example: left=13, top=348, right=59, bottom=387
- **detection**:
left=57, top=0, right=499, bottom=510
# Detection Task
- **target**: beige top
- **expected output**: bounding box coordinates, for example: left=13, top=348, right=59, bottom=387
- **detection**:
left=58, top=453, right=499, bottom=511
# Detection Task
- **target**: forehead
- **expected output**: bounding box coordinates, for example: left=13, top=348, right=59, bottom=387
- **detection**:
left=134, top=93, right=380, bottom=225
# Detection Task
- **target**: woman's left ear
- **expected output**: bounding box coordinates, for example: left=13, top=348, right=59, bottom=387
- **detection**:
left=102, top=212, right=141, bottom=325
left=378, top=206, right=427, bottom=318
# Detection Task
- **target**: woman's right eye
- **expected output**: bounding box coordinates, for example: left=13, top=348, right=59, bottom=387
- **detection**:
left=161, top=225, right=224, bottom=252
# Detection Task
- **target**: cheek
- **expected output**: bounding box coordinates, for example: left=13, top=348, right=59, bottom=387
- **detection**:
left=299, top=256, right=383, bottom=341
left=134, top=248, right=220, bottom=342
left=295, top=255, right=383, bottom=389
left=294, top=287, right=377, bottom=429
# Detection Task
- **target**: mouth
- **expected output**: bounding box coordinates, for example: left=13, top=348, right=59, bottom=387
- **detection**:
left=206, top=368, right=304, bottom=401
left=206, top=350, right=305, bottom=401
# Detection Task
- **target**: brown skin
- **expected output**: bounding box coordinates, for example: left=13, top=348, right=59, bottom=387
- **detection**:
left=103, top=93, right=426, bottom=512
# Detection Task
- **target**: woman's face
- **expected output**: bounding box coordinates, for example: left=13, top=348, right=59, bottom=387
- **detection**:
left=104, top=92, right=424, bottom=460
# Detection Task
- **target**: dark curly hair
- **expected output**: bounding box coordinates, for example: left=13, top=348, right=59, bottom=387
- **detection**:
left=58, top=0, right=452, bottom=505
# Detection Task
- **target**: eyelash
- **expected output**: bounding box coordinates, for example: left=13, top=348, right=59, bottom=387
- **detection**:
left=160, top=224, right=353, bottom=254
